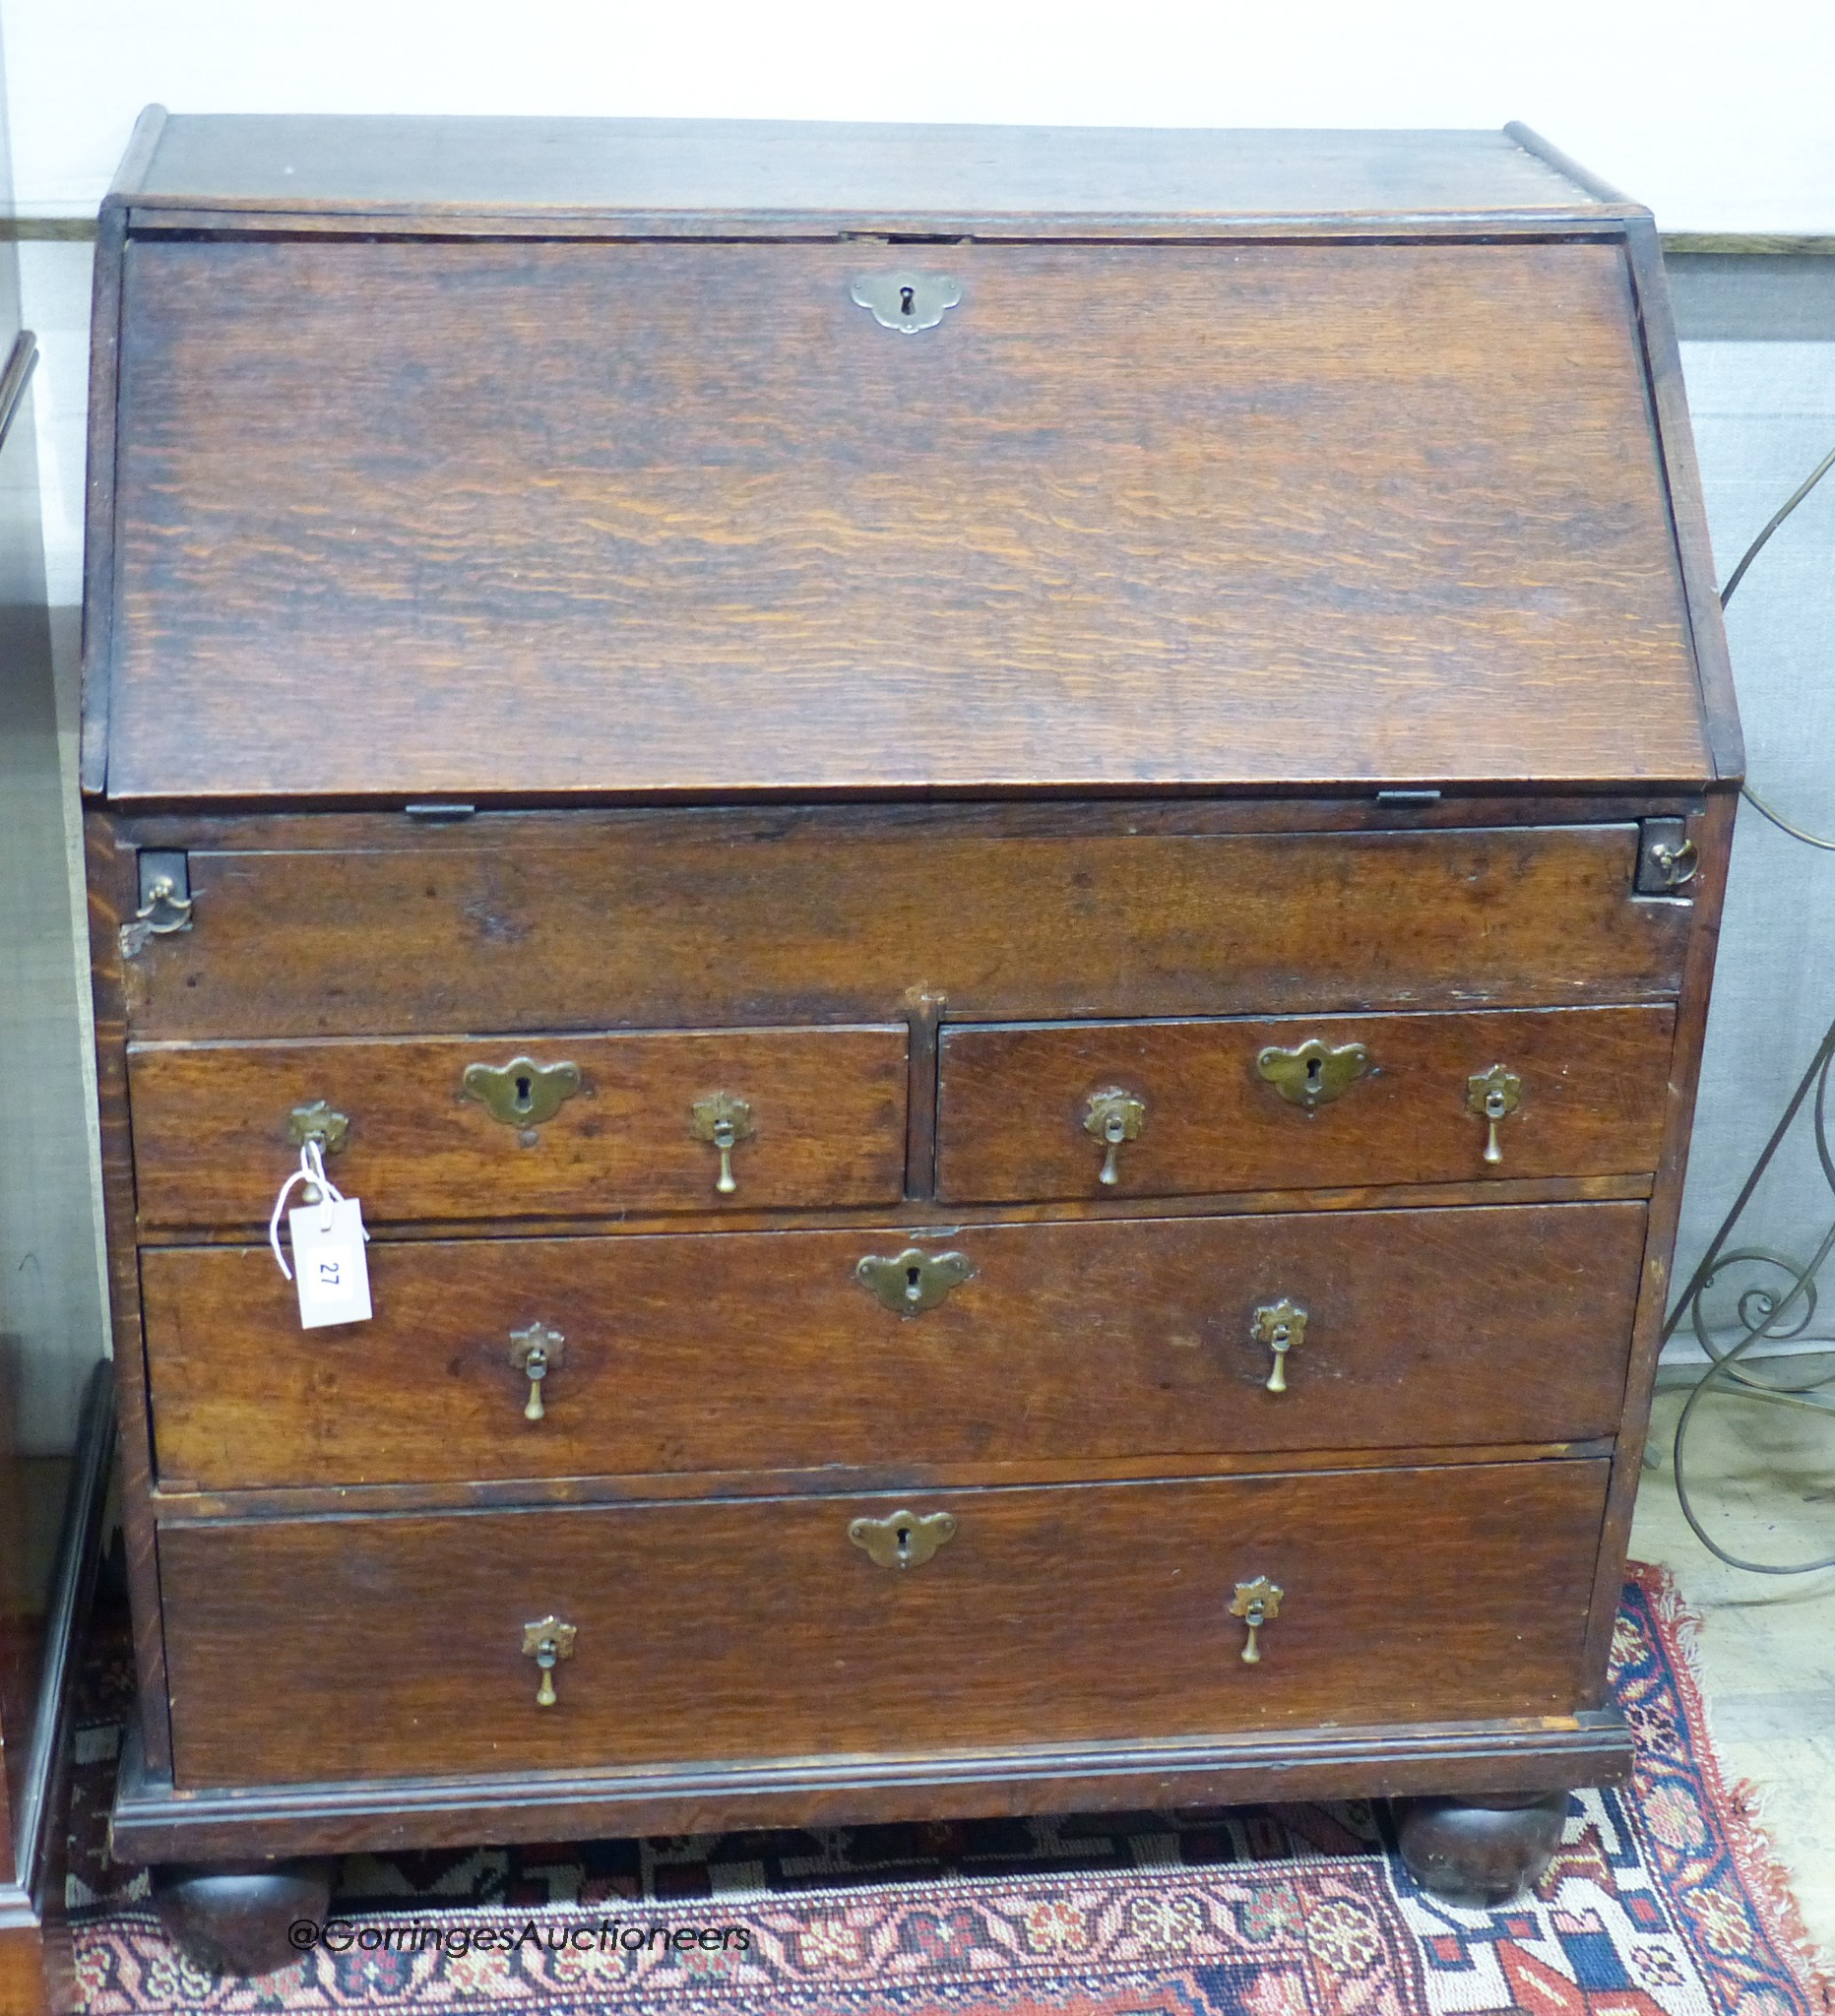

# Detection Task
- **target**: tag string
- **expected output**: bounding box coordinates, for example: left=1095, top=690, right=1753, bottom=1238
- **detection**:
left=269, top=1140, right=347, bottom=1281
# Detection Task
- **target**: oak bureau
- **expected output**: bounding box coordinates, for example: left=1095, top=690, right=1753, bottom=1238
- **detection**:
left=81, top=111, right=1738, bottom=1969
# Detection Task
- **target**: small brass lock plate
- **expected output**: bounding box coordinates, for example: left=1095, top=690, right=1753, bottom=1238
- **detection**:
left=855, top=1247, right=975, bottom=1315
left=849, top=272, right=963, bottom=333
left=849, top=1508, right=958, bottom=1569
left=287, top=1101, right=349, bottom=1155
left=462, top=1056, right=581, bottom=1130
left=1256, top=1039, right=1371, bottom=1109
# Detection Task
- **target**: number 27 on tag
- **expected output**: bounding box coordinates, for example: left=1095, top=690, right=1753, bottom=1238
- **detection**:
left=288, top=1197, right=373, bottom=1329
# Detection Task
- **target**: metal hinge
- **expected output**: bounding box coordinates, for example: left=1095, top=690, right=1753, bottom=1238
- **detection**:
left=1635, top=818, right=1699, bottom=896
left=121, top=850, right=192, bottom=958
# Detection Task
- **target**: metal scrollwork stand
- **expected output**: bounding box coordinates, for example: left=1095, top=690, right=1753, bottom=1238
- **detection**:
left=1661, top=1017, right=1835, bottom=1574
left=1656, top=438, right=1835, bottom=1575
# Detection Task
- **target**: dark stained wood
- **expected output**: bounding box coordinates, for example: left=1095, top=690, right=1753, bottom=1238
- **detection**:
left=110, top=1708, right=1633, bottom=1864
left=1622, top=219, right=1745, bottom=782
left=158, top=1459, right=1609, bottom=1790
left=128, top=1026, right=909, bottom=1229
left=152, top=1861, right=334, bottom=1979
left=149, top=1441, right=1617, bottom=1523
left=937, top=1007, right=1676, bottom=1203
left=116, top=820, right=1689, bottom=1041
left=1395, top=1790, right=1568, bottom=1905
left=1580, top=790, right=1739, bottom=1698
left=82, top=819, right=172, bottom=1776
left=105, top=236, right=1707, bottom=800
left=118, top=117, right=1612, bottom=227
left=140, top=1202, right=1648, bottom=1489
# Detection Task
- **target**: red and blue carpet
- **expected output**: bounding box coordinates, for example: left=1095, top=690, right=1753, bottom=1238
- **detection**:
left=66, top=1564, right=1831, bottom=2014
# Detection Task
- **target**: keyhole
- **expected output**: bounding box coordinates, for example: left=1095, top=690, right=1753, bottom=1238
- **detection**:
left=899, top=284, right=916, bottom=316
left=514, top=1073, right=534, bottom=1112
left=1305, top=1056, right=1322, bottom=1087
left=896, top=1522, right=913, bottom=1559
left=906, top=1264, right=922, bottom=1303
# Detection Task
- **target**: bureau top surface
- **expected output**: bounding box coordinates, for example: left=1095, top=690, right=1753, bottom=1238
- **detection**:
left=89, top=116, right=1724, bottom=803
left=121, top=115, right=1608, bottom=226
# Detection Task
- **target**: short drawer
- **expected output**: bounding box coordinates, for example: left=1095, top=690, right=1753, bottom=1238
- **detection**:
left=143, top=1203, right=1645, bottom=1489
left=159, top=1458, right=1609, bottom=1789
left=936, top=1006, right=1674, bottom=1203
left=128, top=1025, right=908, bottom=1228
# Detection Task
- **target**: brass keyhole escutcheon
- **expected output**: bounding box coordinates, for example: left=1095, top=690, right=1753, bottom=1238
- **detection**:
left=1256, top=1040, right=1371, bottom=1109
left=1467, top=1064, right=1523, bottom=1166
left=849, top=1509, right=957, bottom=1570
left=1250, top=1299, right=1307, bottom=1394
left=462, top=1056, right=582, bottom=1137
left=509, top=1322, right=566, bottom=1421
left=286, top=1101, right=349, bottom=1156
left=1082, top=1089, right=1146, bottom=1186
left=521, top=1615, right=577, bottom=1706
left=1230, top=1577, right=1283, bottom=1665
left=855, top=1247, right=975, bottom=1315
left=690, top=1092, right=754, bottom=1194
left=849, top=271, right=964, bottom=334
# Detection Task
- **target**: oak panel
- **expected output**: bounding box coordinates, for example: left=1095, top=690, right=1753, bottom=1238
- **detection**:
left=937, top=1006, right=1675, bottom=1202
left=129, top=1026, right=908, bottom=1228
left=159, top=1459, right=1611, bottom=1788
left=141, top=1201, right=1647, bottom=1488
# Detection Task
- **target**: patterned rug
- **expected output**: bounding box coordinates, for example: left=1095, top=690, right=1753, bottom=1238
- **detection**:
left=66, top=1563, right=1832, bottom=2015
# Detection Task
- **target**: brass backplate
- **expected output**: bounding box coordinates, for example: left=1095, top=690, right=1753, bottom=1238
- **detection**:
left=286, top=1101, right=349, bottom=1154
left=1256, top=1039, right=1371, bottom=1108
left=462, top=1056, right=582, bottom=1129
left=1466, top=1062, right=1523, bottom=1119
left=848, top=1509, right=958, bottom=1569
left=509, top=1322, right=566, bottom=1374
left=855, top=1247, right=975, bottom=1315
left=849, top=272, right=963, bottom=333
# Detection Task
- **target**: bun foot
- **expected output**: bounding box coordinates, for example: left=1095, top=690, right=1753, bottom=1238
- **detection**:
left=1396, top=1791, right=1568, bottom=1906
left=153, top=1858, right=337, bottom=1976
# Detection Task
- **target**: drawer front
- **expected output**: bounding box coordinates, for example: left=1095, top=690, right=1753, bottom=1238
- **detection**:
left=129, top=1026, right=908, bottom=1228
left=115, top=822, right=1690, bottom=1042
left=143, top=1204, right=1646, bottom=1489
left=936, top=1007, right=1675, bottom=1203
left=160, top=1459, right=1609, bottom=1788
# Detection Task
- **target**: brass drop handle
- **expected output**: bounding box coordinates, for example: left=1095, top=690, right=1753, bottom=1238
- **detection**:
left=1082, top=1089, right=1146, bottom=1186
left=135, top=871, right=193, bottom=934
left=691, top=1093, right=754, bottom=1195
left=521, top=1615, right=577, bottom=1706
left=1230, top=1577, right=1283, bottom=1665
left=1250, top=1299, right=1307, bottom=1394
left=1467, top=1065, right=1523, bottom=1166
left=509, top=1322, right=566, bottom=1421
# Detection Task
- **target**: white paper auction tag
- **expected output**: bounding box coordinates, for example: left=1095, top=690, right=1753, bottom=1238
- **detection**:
left=269, top=1139, right=373, bottom=1331
left=286, top=1196, right=373, bottom=1329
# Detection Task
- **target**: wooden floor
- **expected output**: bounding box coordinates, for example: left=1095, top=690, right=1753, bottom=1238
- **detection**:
left=1633, top=1367, right=1835, bottom=1960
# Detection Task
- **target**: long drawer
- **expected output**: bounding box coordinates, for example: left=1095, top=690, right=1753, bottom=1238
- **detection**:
left=158, top=1459, right=1610, bottom=1789
left=143, top=1204, right=1645, bottom=1489
left=128, top=1025, right=909, bottom=1228
left=936, top=1006, right=1675, bottom=1202
left=114, top=821, right=1690, bottom=1041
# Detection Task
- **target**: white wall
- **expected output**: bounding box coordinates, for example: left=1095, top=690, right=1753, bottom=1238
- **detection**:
left=8, top=0, right=1835, bottom=226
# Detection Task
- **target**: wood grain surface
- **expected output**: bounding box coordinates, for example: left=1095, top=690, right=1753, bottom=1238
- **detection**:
left=158, top=1459, right=1610, bottom=1790
left=936, top=1006, right=1676, bottom=1201
left=117, top=118, right=1605, bottom=223
left=128, top=1027, right=908, bottom=1228
left=104, top=236, right=1708, bottom=798
left=115, top=819, right=1689, bottom=1041
left=139, top=1201, right=1647, bottom=1489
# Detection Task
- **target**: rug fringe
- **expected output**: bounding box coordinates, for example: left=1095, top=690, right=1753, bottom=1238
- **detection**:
left=1626, top=1559, right=1835, bottom=2013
